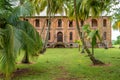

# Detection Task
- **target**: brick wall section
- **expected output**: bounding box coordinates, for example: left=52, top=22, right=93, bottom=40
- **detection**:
left=21, top=16, right=112, bottom=48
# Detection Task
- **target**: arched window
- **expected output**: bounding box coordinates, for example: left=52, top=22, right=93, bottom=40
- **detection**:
left=58, top=19, right=62, bottom=27
left=103, top=32, right=107, bottom=40
left=70, top=44, right=73, bottom=47
left=103, top=19, right=107, bottom=27
left=48, top=32, right=50, bottom=40
left=57, top=32, right=63, bottom=42
left=69, top=20, right=73, bottom=27
left=70, top=32, right=73, bottom=40
left=92, top=19, right=97, bottom=27
left=35, top=19, right=40, bottom=27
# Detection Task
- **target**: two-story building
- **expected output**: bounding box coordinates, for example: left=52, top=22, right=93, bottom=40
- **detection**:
left=22, top=16, right=112, bottom=48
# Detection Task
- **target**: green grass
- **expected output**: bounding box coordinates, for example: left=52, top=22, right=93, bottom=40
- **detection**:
left=1, top=48, right=120, bottom=80
left=113, top=45, right=120, bottom=48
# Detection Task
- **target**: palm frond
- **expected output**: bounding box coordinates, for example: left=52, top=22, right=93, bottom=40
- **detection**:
left=0, top=24, right=15, bottom=79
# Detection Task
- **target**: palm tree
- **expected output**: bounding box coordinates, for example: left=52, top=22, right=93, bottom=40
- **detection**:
left=82, top=25, right=101, bottom=55
left=0, top=0, right=42, bottom=79
left=72, top=0, right=110, bottom=65
left=35, top=0, right=67, bottom=53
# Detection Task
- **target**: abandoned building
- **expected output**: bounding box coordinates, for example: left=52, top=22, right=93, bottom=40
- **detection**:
left=22, top=16, right=112, bottom=48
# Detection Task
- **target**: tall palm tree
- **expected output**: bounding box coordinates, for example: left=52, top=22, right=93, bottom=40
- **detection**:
left=0, top=0, right=43, bottom=79
left=36, top=0, right=67, bottom=53
left=71, top=0, right=112, bottom=65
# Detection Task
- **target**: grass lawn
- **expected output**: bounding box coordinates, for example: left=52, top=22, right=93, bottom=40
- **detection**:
left=0, top=48, right=120, bottom=80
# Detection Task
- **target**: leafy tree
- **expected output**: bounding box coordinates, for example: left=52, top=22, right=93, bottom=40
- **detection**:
left=0, top=0, right=42, bottom=79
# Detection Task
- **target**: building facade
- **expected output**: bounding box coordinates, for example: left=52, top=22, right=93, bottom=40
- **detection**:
left=22, top=16, right=112, bottom=48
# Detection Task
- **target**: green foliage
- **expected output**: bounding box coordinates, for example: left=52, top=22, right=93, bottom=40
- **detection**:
left=82, top=25, right=101, bottom=54
left=0, top=0, right=43, bottom=79
left=75, top=40, right=82, bottom=46
left=1, top=48, right=119, bottom=80
left=113, top=36, right=120, bottom=45
left=0, top=24, right=16, bottom=79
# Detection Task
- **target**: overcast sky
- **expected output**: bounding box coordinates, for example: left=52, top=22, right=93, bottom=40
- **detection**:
left=112, top=29, right=120, bottom=40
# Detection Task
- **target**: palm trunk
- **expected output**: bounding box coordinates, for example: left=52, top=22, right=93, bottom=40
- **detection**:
left=74, top=0, right=104, bottom=65
left=101, top=13, right=108, bottom=49
left=40, top=16, right=51, bottom=54
left=92, top=47, right=94, bottom=55
left=40, top=20, right=46, bottom=34
left=22, top=50, right=30, bottom=63
left=40, top=4, right=51, bottom=53
left=81, top=26, right=85, bottom=53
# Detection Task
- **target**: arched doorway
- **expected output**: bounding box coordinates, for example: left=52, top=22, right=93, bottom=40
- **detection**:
left=57, top=32, right=63, bottom=42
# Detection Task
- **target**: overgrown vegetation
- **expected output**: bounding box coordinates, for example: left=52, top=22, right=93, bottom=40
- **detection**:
left=0, top=48, right=119, bottom=80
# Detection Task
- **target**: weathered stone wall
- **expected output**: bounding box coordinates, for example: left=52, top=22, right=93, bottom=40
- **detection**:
left=21, top=16, right=112, bottom=48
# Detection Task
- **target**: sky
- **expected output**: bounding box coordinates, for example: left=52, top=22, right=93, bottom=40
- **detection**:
left=112, top=29, right=120, bottom=40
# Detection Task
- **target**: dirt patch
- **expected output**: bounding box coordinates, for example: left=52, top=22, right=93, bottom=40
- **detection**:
left=56, top=66, right=80, bottom=80
left=58, top=66, right=68, bottom=75
left=0, top=73, right=4, bottom=78
left=13, top=68, right=31, bottom=77
left=0, top=68, right=31, bottom=79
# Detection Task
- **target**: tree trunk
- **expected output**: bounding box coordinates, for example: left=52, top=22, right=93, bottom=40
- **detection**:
left=74, top=0, right=104, bottom=65
left=22, top=51, right=30, bottom=63
left=81, top=45, right=85, bottom=53
left=101, top=15, right=108, bottom=49
left=40, top=10, right=51, bottom=54
left=92, top=47, right=94, bottom=55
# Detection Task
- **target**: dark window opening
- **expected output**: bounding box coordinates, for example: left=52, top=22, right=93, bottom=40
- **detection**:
left=92, top=19, right=97, bottom=27
left=48, top=32, right=50, bottom=40
left=80, top=20, right=84, bottom=27
left=69, top=20, right=73, bottom=27
left=35, top=19, right=39, bottom=27
left=46, top=19, right=51, bottom=27
left=58, top=19, right=62, bottom=27
left=24, top=18, right=28, bottom=21
left=103, top=19, right=107, bottom=27
left=70, top=44, right=73, bottom=46
left=103, top=32, right=107, bottom=40
left=80, top=32, right=82, bottom=36
left=47, top=44, right=50, bottom=46
left=57, top=32, right=63, bottom=42
left=70, top=32, right=73, bottom=40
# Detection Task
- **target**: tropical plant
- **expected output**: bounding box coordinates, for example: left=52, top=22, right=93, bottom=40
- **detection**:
left=82, top=25, right=101, bottom=55
left=75, top=40, right=82, bottom=52
left=0, top=0, right=43, bottom=79
left=113, top=11, right=120, bottom=32
left=70, top=0, right=105, bottom=65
